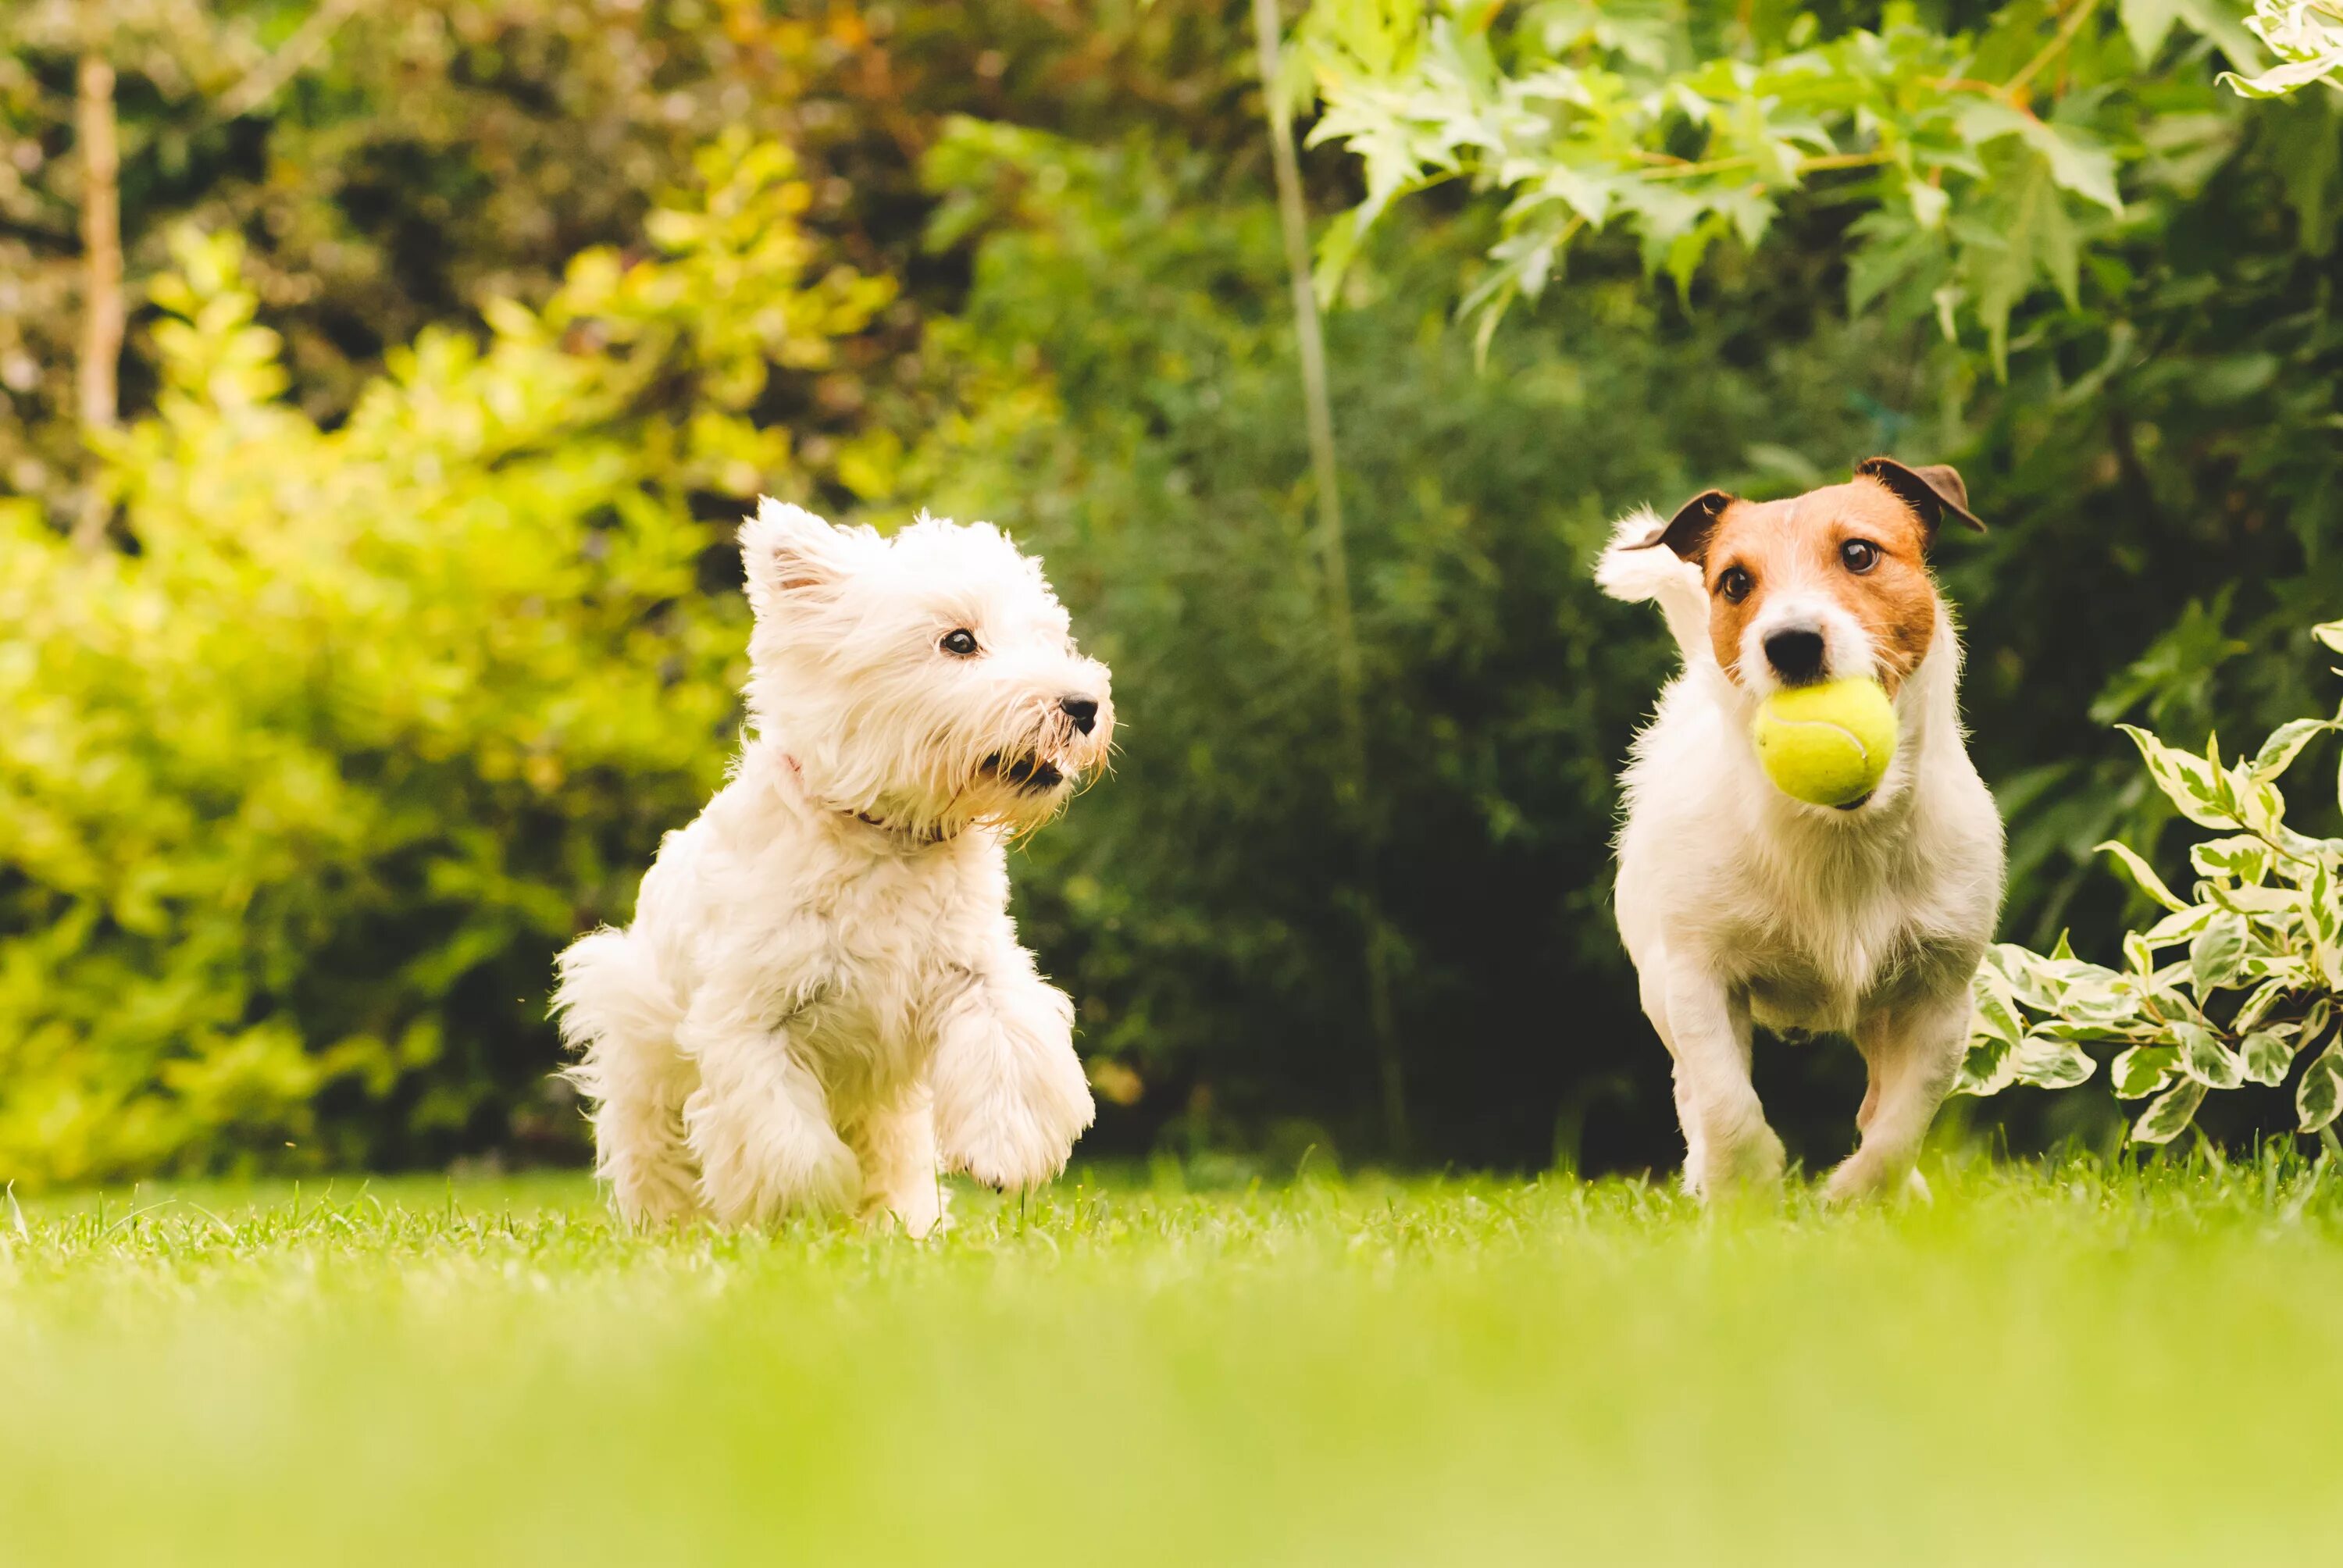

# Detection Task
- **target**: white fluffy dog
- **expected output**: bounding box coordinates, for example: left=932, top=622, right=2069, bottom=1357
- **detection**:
left=1599, top=459, right=2004, bottom=1201
left=554, top=500, right=1115, bottom=1235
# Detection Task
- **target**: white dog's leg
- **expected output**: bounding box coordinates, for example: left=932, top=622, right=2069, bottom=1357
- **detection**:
left=930, top=947, right=1095, bottom=1192
left=1651, top=959, right=1785, bottom=1197
left=1827, top=991, right=1967, bottom=1202
left=554, top=928, right=704, bottom=1227
left=584, top=1042, right=703, bottom=1228
left=681, top=991, right=859, bottom=1228
left=848, top=1096, right=950, bottom=1238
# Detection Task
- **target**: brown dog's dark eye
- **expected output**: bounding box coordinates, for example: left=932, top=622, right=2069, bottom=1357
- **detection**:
left=940, top=629, right=979, bottom=657
left=1717, top=566, right=1753, bottom=604
left=1840, top=540, right=1880, bottom=574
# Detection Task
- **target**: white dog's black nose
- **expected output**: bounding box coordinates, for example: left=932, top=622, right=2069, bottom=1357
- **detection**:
left=1763, top=629, right=1826, bottom=684
left=1060, top=697, right=1100, bottom=735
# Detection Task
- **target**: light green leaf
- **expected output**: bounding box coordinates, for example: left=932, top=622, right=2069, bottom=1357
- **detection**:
left=2011, top=1034, right=2099, bottom=1089
left=2232, top=977, right=2291, bottom=1033
left=1971, top=967, right=2027, bottom=1048
left=2120, top=0, right=2188, bottom=59
left=2241, top=1029, right=2299, bottom=1087
left=1984, top=943, right=2076, bottom=1012
left=2027, top=124, right=2124, bottom=216
left=2098, top=840, right=2188, bottom=912
left=1539, top=166, right=1618, bottom=228
left=2188, top=911, right=2248, bottom=994
left=2298, top=1042, right=2343, bottom=1134
left=2035, top=1018, right=2155, bottom=1045
left=2117, top=725, right=2238, bottom=829
left=2132, top=1078, right=2208, bottom=1144
left=2313, top=619, right=2343, bottom=654
left=1953, top=102, right=2123, bottom=216
left=1955, top=1032, right=2018, bottom=1096
left=2309, top=860, right=2343, bottom=989
left=1960, top=157, right=2080, bottom=376
left=2252, top=717, right=2334, bottom=782
left=2189, top=835, right=2272, bottom=886
left=2175, top=1021, right=2245, bottom=1089
left=2112, top=1043, right=2180, bottom=1099
left=2207, top=883, right=2302, bottom=920
left=1909, top=180, right=1949, bottom=230
left=2223, top=55, right=2343, bottom=99
left=2143, top=903, right=2216, bottom=947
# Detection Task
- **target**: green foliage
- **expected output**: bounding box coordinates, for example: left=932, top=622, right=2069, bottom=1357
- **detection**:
left=0, top=137, right=884, bottom=1185
left=1293, top=0, right=2259, bottom=372
left=1959, top=618, right=2343, bottom=1145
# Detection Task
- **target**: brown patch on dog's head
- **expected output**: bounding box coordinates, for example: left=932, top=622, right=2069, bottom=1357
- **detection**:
left=1639, top=461, right=1981, bottom=693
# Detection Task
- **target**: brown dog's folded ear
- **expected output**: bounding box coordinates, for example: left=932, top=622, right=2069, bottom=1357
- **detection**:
left=1855, top=457, right=1984, bottom=539
left=1628, top=489, right=1737, bottom=562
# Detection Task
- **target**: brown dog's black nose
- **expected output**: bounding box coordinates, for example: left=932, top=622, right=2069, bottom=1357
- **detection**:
left=1763, top=629, right=1826, bottom=684
left=1060, top=697, right=1099, bottom=735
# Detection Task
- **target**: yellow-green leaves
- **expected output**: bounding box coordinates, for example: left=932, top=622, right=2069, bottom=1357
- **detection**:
left=0, top=137, right=880, bottom=1187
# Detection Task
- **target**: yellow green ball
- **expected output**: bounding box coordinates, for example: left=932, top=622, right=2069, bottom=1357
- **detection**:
left=1751, top=679, right=1898, bottom=807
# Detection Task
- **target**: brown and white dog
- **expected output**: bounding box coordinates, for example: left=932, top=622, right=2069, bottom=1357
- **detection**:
left=1597, top=459, right=2005, bottom=1199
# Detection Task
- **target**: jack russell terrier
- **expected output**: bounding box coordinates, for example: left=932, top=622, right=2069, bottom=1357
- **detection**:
left=1598, top=458, right=2004, bottom=1200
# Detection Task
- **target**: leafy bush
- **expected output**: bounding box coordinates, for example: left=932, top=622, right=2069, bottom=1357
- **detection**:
left=1958, top=619, right=2343, bottom=1147
left=0, top=137, right=885, bottom=1186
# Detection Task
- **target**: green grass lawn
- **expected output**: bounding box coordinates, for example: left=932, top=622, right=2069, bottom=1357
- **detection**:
left=5, top=1155, right=2341, bottom=1566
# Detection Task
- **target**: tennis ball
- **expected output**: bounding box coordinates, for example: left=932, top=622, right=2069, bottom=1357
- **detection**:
left=1751, top=678, right=1898, bottom=807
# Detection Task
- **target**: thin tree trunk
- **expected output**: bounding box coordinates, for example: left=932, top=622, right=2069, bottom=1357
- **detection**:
left=73, top=33, right=123, bottom=554
left=1250, top=0, right=1409, bottom=1156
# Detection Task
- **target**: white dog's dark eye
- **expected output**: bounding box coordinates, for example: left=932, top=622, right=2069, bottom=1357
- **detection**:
left=1840, top=540, right=1880, bottom=574
left=940, top=629, right=980, bottom=657
left=1717, top=566, right=1753, bottom=604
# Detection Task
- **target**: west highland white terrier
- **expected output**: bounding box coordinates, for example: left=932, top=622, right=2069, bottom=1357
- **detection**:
left=554, top=500, right=1115, bottom=1234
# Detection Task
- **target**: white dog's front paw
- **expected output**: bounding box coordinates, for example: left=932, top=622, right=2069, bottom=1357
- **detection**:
left=690, top=1095, right=861, bottom=1228
left=933, top=1003, right=1095, bottom=1191
left=1822, top=1149, right=1929, bottom=1205
left=863, top=1179, right=952, bottom=1239
left=1686, top=1121, right=1787, bottom=1199
left=608, top=1165, right=706, bottom=1230
left=938, top=1067, right=1094, bottom=1191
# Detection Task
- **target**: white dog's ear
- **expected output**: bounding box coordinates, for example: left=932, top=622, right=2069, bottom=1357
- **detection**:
left=1624, top=488, right=1737, bottom=563
left=1854, top=456, right=1984, bottom=542
left=740, top=498, right=847, bottom=612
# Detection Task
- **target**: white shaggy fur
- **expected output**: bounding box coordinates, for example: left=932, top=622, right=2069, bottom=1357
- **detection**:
left=555, top=501, right=1114, bottom=1234
left=1601, top=507, right=2004, bottom=1201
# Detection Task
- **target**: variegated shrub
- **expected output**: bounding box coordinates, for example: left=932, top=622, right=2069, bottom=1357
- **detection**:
left=1958, top=620, right=2343, bottom=1146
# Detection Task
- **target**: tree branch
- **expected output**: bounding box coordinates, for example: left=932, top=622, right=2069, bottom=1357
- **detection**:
left=72, top=25, right=122, bottom=555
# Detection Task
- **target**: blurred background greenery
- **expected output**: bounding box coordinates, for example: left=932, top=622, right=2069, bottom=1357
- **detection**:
left=0, top=0, right=2336, bottom=1188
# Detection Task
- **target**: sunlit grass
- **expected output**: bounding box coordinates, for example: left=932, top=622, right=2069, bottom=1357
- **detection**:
left=5, top=1152, right=2339, bottom=1564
